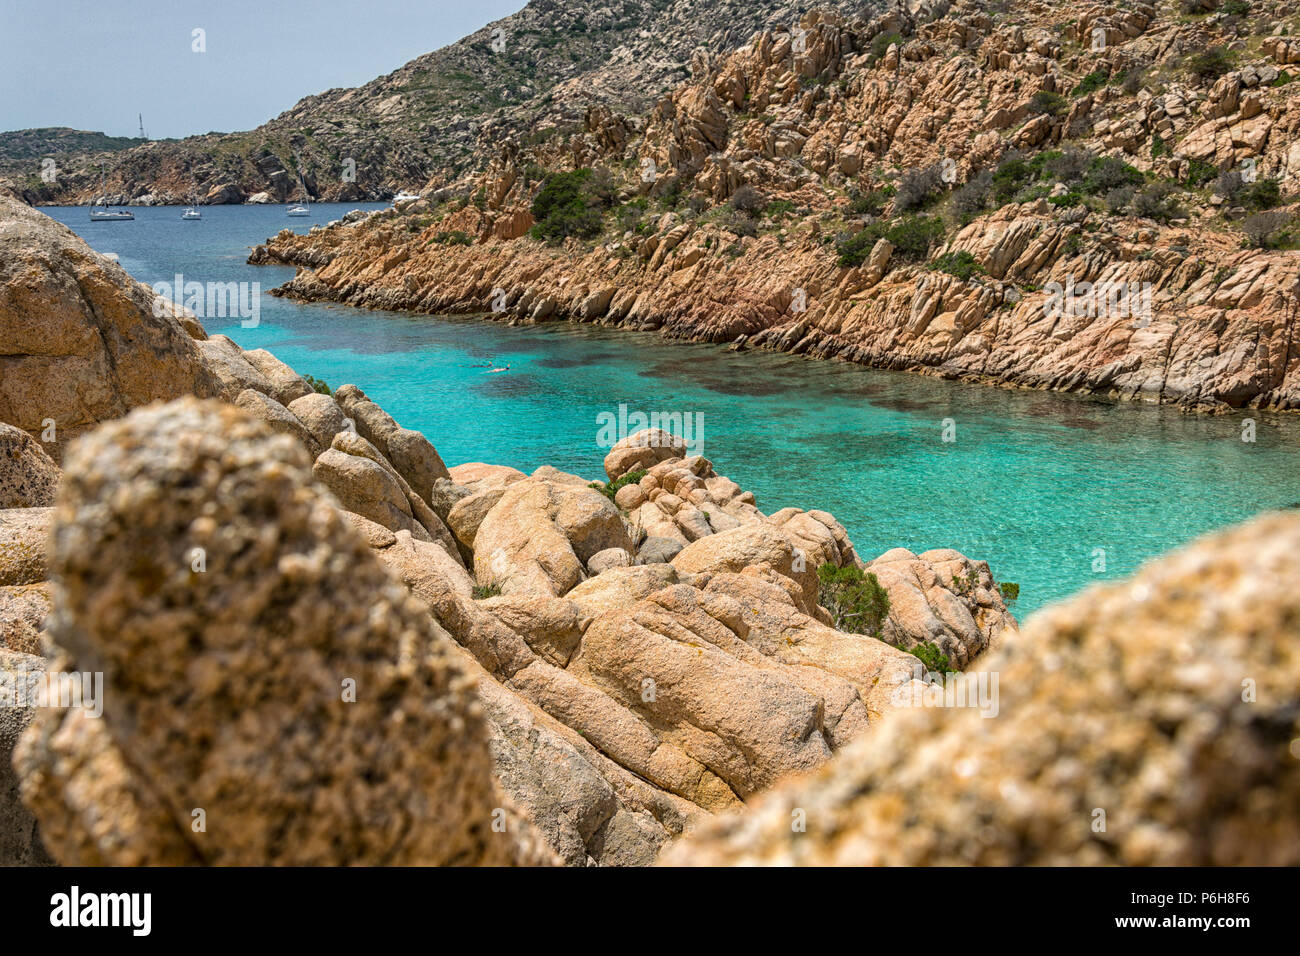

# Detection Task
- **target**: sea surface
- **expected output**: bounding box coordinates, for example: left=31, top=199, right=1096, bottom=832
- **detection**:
left=44, top=203, right=1300, bottom=616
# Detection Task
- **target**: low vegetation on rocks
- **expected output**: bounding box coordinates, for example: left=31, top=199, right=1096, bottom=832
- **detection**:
left=2, top=141, right=1298, bottom=866
left=815, top=562, right=891, bottom=638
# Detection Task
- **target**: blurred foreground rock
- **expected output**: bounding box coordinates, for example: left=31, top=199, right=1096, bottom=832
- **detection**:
left=14, top=400, right=547, bottom=865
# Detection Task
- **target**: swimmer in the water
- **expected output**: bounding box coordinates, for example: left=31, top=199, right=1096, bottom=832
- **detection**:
left=487, top=364, right=510, bottom=373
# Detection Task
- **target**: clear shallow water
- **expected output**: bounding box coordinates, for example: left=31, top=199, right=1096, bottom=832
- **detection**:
left=44, top=204, right=1300, bottom=615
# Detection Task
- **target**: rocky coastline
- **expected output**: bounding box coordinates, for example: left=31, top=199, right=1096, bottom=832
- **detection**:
left=0, top=195, right=1017, bottom=865
left=3, top=0, right=1300, bottom=871
left=3, top=175, right=1298, bottom=867
left=248, top=0, right=1300, bottom=412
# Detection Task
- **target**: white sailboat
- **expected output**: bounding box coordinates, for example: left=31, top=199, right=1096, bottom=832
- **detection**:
left=392, top=190, right=421, bottom=204
left=181, top=194, right=201, bottom=220
left=89, top=168, right=133, bottom=221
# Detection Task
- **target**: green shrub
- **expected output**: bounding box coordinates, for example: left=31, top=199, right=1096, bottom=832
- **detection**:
left=1082, top=156, right=1144, bottom=195
left=1186, top=160, right=1218, bottom=187
left=1043, top=147, right=1094, bottom=184
left=883, top=215, right=947, bottom=261
left=895, top=164, right=947, bottom=212
left=817, top=563, right=891, bottom=637
left=836, top=229, right=877, bottom=267
left=1214, top=169, right=1245, bottom=202
left=303, top=375, right=331, bottom=395
left=1030, top=90, right=1070, bottom=117
left=730, top=185, right=765, bottom=214
left=472, top=583, right=501, bottom=599
left=931, top=250, right=984, bottom=280
left=430, top=229, right=473, bottom=245
left=998, top=581, right=1020, bottom=605
left=1071, top=70, right=1108, bottom=97
left=1242, top=211, right=1298, bottom=249
left=764, top=199, right=796, bottom=220
left=1240, top=178, right=1282, bottom=210
left=722, top=209, right=758, bottom=237
left=950, top=568, right=979, bottom=595
left=1132, top=181, right=1185, bottom=222
left=529, top=168, right=605, bottom=242
left=1105, top=185, right=1136, bottom=214
left=951, top=170, right=992, bottom=221
left=838, top=214, right=946, bottom=266
left=616, top=197, right=649, bottom=232
left=910, top=641, right=951, bottom=673
left=870, top=32, right=902, bottom=60
left=848, top=186, right=890, bottom=216
left=991, top=155, right=1034, bottom=205
left=1187, top=46, right=1234, bottom=82
left=592, top=469, right=647, bottom=504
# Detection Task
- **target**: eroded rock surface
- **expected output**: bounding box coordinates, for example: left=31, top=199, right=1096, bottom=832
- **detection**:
left=0, top=196, right=1022, bottom=866
left=0, top=196, right=223, bottom=459
left=0, top=423, right=59, bottom=509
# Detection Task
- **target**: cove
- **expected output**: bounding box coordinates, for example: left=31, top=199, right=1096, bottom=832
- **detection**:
left=44, top=203, right=1300, bottom=615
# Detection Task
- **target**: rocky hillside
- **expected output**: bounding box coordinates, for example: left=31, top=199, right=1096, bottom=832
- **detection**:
left=2, top=0, right=884, bottom=206
left=0, top=128, right=147, bottom=162
left=254, top=0, right=1300, bottom=410
left=0, top=196, right=1015, bottom=865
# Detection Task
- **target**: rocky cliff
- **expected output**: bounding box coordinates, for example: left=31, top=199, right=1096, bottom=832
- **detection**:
left=2, top=0, right=884, bottom=206
left=0, top=195, right=1014, bottom=865
left=255, top=0, right=1300, bottom=410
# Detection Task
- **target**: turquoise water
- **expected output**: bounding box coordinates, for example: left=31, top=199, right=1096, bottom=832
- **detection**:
left=43, top=204, right=1300, bottom=615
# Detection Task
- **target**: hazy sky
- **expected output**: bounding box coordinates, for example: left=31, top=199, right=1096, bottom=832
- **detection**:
left=0, top=0, right=526, bottom=139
